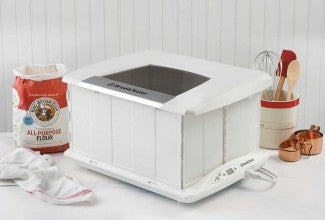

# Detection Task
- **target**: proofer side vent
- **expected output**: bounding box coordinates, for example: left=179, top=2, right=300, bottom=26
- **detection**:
left=70, top=86, right=113, bottom=162
left=203, top=109, right=224, bottom=174
left=155, top=110, right=182, bottom=188
left=182, top=108, right=224, bottom=188
left=110, top=96, right=113, bottom=163
left=224, top=94, right=260, bottom=162
left=223, top=107, right=227, bottom=164
left=181, top=115, right=184, bottom=189
left=67, top=87, right=73, bottom=148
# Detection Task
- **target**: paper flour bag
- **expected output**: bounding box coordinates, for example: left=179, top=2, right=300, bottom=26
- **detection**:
left=12, top=64, right=69, bottom=154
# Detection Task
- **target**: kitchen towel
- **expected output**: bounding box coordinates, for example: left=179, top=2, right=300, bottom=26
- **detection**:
left=0, top=147, right=93, bottom=205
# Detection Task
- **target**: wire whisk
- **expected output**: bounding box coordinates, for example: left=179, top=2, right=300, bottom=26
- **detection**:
left=253, top=50, right=281, bottom=101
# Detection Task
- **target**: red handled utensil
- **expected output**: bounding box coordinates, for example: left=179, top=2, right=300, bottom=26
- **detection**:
left=274, top=50, right=297, bottom=101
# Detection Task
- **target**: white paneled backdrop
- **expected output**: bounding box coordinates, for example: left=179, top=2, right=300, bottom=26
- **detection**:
left=0, top=0, right=324, bottom=132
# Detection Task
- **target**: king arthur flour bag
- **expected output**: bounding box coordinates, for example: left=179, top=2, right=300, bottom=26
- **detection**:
left=12, top=64, right=69, bottom=154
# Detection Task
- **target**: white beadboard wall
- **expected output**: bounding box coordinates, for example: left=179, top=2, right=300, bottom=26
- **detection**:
left=0, top=0, right=324, bottom=132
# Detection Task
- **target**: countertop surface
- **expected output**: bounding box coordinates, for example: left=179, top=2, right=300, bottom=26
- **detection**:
left=0, top=132, right=324, bottom=220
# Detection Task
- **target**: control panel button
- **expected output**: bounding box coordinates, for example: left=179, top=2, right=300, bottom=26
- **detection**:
left=226, top=168, right=234, bottom=175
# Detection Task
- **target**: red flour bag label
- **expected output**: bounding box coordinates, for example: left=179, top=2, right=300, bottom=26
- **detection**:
left=12, top=64, right=69, bottom=154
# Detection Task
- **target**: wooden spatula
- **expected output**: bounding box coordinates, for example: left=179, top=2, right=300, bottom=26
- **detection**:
left=286, top=60, right=300, bottom=101
left=274, top=50, right=297, bottom=101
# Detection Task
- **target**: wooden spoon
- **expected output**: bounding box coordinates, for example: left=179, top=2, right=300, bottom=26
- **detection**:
left=286, top=60, right=300, bottom=101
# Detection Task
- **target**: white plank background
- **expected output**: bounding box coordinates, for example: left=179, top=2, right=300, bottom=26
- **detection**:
left=0, top=0, right=324, bottom=132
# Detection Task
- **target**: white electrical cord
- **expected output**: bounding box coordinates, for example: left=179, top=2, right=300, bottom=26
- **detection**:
left=245, top=167, right=277, bottom=183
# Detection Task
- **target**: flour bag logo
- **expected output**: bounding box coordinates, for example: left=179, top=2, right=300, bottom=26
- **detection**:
left=29, top=98, right=60, bottom=126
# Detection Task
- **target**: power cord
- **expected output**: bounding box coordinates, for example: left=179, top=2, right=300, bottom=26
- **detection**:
left=245, top=167, right=277, bottom=183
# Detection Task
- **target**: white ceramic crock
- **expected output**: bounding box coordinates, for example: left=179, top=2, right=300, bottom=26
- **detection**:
left=260, top=91, right=299, bottom=149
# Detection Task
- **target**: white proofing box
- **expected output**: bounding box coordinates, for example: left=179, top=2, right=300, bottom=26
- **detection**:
left=63, top=50, right=272, bottom=202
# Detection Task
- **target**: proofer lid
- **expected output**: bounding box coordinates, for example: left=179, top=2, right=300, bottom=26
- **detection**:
left=63, top=50, right=272, bottom=115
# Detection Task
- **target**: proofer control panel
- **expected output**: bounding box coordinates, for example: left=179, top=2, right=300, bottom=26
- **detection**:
left=207, top=166, right=238, bottom=184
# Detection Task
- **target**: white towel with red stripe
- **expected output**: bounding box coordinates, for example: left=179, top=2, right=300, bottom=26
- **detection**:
left=0, top=147, right=93, bottom=205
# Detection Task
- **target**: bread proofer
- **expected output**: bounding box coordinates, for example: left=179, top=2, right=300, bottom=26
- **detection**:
left=63, top=50, right=272, bottom=203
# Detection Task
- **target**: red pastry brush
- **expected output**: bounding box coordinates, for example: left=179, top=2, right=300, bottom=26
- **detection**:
left=274, top=49, right=297, bottom=101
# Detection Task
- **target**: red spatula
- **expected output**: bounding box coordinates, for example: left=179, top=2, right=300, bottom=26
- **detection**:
left=274, top=49, right=297, bottom=101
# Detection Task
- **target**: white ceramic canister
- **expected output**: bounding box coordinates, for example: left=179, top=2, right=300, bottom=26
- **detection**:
left=260, top=91, right=299, bottom=149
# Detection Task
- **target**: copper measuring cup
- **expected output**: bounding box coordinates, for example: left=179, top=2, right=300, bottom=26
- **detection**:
left=293, top=125, right=323, bottom=155
left=278, top=138, right=311, bottom=162
left=279, top=125, right=323, bottom=162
